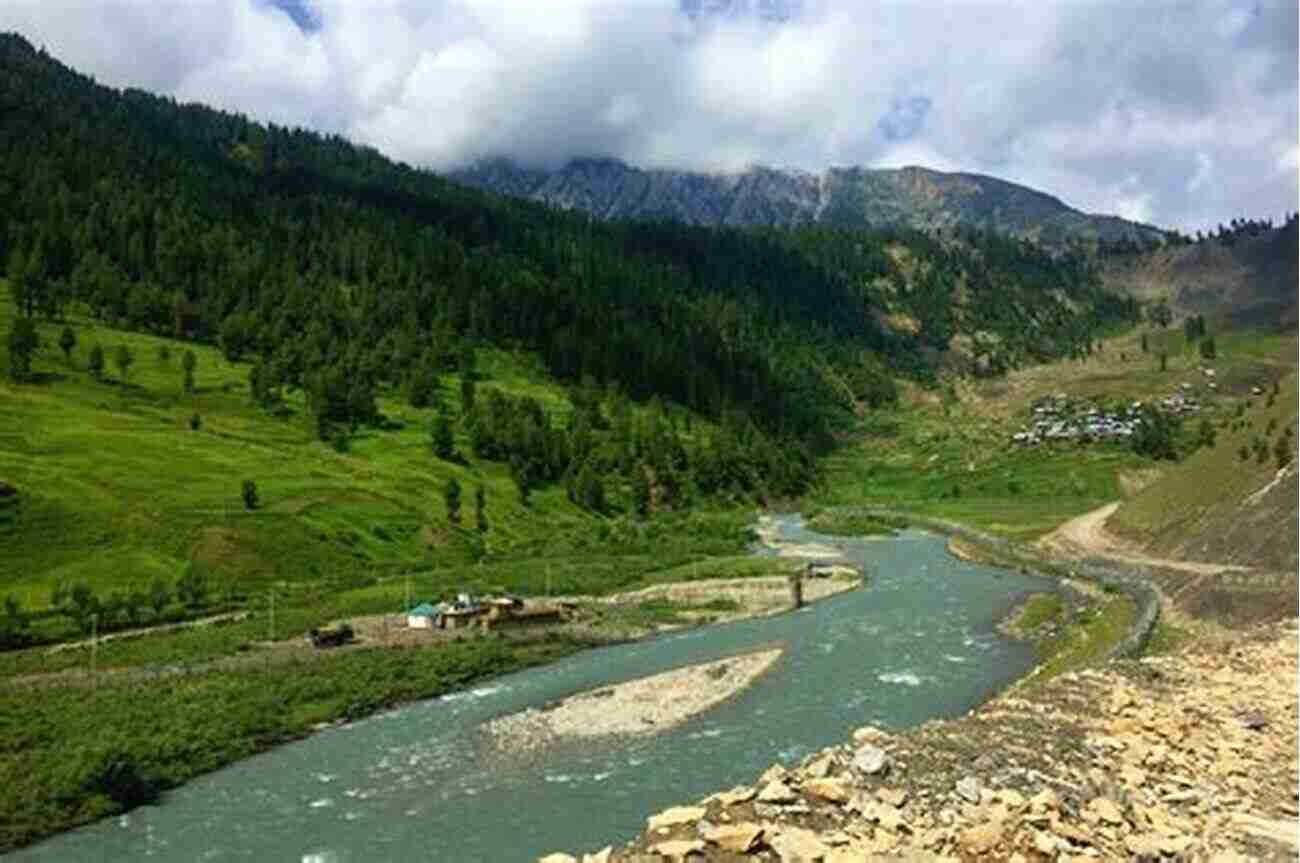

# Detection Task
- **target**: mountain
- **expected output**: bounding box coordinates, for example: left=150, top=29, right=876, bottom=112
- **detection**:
left=0, top=31, right=1142, bottom=463
left=450, top=157, right=1169, bottom=247
left=1099, top=217, right=1299, bottom=329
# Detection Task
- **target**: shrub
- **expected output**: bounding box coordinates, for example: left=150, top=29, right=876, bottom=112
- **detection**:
left=88, top=343, right=105, bottom=380
left=241, top=479, right=259, bottom=510
left=189, top=412, right=201, bottom=431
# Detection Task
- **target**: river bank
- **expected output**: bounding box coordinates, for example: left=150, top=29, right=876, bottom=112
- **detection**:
left=542, top=512, right=1298, bottom=863
left=552, top=620, right=1298, bottom=862
left=7, top=516, right=1050, bottom=862
left=485, top=646, right=785, bottom=753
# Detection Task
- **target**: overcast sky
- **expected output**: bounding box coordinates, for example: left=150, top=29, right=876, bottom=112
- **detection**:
left=3, top=0, right=1296, bottom=233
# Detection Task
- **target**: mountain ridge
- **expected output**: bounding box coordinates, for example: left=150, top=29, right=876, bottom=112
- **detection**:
left=450, top=156, right=1169, bottom=247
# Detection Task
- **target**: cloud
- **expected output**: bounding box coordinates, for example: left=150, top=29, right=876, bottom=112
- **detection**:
left=1, top=0, right=1294, bottom=233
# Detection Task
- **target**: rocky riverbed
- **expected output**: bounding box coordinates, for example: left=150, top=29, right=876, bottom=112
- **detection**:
left=486, top=647, right=785, bottom=753
left=543, top=620, right=1299, bottom=862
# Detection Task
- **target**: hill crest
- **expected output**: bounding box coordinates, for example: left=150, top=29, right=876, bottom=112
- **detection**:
left=450, top=156, right=1168, bottom=247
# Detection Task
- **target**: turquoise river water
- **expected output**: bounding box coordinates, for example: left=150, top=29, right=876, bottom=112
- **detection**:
left=10, top=515, right=1053, bottom=862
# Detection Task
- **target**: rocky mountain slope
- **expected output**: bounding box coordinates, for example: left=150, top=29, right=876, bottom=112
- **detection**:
left=450, top=157, right=1167, bottom=247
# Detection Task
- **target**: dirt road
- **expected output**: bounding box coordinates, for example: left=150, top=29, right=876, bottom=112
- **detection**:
left=1036, top=502, right=1251, bottom=575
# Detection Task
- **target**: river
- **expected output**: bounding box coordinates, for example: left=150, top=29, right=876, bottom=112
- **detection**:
left=10, top=515, right=1053, bottom=862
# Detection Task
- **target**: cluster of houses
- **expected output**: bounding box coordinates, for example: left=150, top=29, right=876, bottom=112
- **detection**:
left=1011, top=395, right=1143, bottom=446
left=405, top=593, right=564, bottom=632
left=1009, top=387, right=1202, bottom=447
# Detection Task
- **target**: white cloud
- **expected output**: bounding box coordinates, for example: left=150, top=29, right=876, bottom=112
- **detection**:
left=1, top=0, right=1295, bottom=233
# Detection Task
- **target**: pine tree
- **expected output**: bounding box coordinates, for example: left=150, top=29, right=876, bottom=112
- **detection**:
left=113, top=344, right=134, bottom=381
left=58, top=325, right=76, bottom=363
left=444, top=477, right=462, bottom=525
left=181, top=349, right=197, bottom=393
left=632, top=465, right=652, bottom=518
left=431, top=410, right=455, bottom=460
left=5, top=317, right=38, bottom=382
left=475, top=484, right=488, bottom=534
left=88, top=343, right=105, bottom=380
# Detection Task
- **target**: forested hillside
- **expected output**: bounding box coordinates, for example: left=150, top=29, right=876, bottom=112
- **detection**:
left=1, top=32, right=1136, bottom=500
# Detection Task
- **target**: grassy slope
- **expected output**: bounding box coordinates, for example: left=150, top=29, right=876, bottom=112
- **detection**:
left=0, top=285, right=796, bottom=850
left=0, top=283, right=769, bottom=633
left=809, top=323, right=1296, bottom=543
left=1109, top=367, right=1298, bottom=571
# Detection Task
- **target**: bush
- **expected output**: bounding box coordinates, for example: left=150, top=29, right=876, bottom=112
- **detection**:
left=81, top=752, right=161, bottom=808
left=241, top=479, right=259, bottom=510
left=176, top=563, right=210, bottom=609
left=331, top=430, right=350, bottom=453
left=88, top=343, right=105, bottom=380
left=189, top=412, right=201, bottom=431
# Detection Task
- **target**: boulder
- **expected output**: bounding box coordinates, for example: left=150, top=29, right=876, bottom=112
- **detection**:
left=758, top=780, right=799, bottom=805
left=647, top=806, right=707, bottom=831
left=958, top=821, right=1003, bottom=855
left=769, top=826, right=830, bottom=862
left=955, top=776, right=980, bottom=804
left=538, top=855, right=578, bottom=863
left=878, top=786, right=909, bottom=808
left=852, top=743, right=889, bottom=775
left=700, top=822, right=764, bottom=853
left=714, top=785, right=756, bottom=806
left=804, top=778, right=852, bottom=804
left=1088, top=797, right=1125, bottom=826
left=650, top=839, right=704, bottom=861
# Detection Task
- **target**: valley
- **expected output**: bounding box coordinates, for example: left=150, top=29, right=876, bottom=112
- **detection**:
left=0, top=28, right=1295, bottom=863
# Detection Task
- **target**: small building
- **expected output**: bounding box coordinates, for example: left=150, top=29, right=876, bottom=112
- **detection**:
left=483, top=603, right=564, bottom=631
left=407, top=602, right=441, bottom=630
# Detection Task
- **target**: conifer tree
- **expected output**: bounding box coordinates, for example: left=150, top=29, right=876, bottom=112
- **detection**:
left=444, top=477, right=462, bottom=525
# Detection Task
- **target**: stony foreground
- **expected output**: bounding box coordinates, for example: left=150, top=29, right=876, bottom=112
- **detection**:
left=543, top=621, right=1298, bottom=862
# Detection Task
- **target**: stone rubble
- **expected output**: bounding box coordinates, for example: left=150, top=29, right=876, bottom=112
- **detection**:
left=541, top=620, right=1298, bottom=862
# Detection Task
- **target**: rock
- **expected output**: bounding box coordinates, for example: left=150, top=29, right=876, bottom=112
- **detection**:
left=582, top=850, right=612, bottom=863
left=1029, top=788, right=1058, bottom=812
left=1088, top=797, right=1125, bottom=826
left=878, top=806, right=911, bottom=833
left=998, top=788, right=1025, bottom=810
left=759, top=764, right=790, bottom=785
left=758, top=780, right=799, bottom=804
left=852, top=743, right=889, bottom=775
left=955, top=776, right=981, bottom=804
left=1157, top=834, right=1194, bottom=856
left=538, top=855, right=578, bottom=863
left=1033, top=830, right=1059, bottom=855
left=804, top=755, right=836, bottom=779
left=804, top=777, right=852, bottom=804
left=650, top=839, right=704, bottom=861
left=958, top=821, right=1003, bottom=855
left=853, top=725, right=891, bottom=744
left=647, top=806, right=707, bottom=831
left=700, top=822, right=764, bottom=853
left=714, top=785, right=756, bottom=806
left=1237, top=711, right=1268, bottom=730
left=1124, top=832, right=1163, bottom=856
left=878, top=786, right=909, bottom=808
left=769, top=826, right=830, bottom=862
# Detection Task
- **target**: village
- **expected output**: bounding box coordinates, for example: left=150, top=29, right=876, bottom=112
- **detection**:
left=1009, top=380, right=1207, bottom=447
